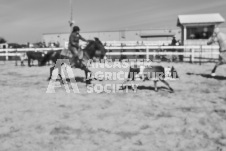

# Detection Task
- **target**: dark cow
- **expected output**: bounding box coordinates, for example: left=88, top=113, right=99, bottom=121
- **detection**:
left=122, top=65, right=179, bottom=92
left=26, top=51, right=45, bottom=67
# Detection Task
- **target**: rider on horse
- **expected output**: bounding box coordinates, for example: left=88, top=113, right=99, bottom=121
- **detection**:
left=41, top=25, right=107, bottom=85
left=61, top=26, right=90, bottom=67
left=207, top=27, right=226, bottom=76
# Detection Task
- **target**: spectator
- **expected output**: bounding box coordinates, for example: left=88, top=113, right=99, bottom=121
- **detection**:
left=190, top=34, right=195, bottom=39
left=171, top=36, right=177, bottom=46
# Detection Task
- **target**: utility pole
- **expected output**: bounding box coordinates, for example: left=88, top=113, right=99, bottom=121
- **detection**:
left=69, top=0, right=75, bottom=28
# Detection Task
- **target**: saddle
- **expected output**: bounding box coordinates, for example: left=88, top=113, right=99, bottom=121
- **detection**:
left=60, top=47, right=83, bottom=59
left=60, top=49, right=73, bottom=58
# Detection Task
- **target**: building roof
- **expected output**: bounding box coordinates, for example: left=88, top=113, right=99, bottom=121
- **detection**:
left=140, top=33, right=175, bottom=38
left=177, top=13, right=225, bottom=26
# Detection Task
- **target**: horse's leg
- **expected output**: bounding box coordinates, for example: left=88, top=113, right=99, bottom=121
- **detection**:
left=83, top=70, right=90, bottom=85
left=84, top=69, right=89, bottom=80
left=160, top=79, right=174, bottom=92
left=84, top=67, right=93, bottom=85
left=48, top=66, right=55, bottom=81
left=211, top=61, right=224, bottom=76
left=73, top=57, right=93, bottom=85
left=48, top=63, right=65, bottom=85
left=57, top=63, right=66, bottom=84
left=58, top=72, right=64, bottom=85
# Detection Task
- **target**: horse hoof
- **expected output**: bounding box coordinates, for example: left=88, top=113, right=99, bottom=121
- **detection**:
left=119, top=86, right=125, bottom=90
left=86, top=83, right=94, bottom=88
left=85, top=79, right=92, bottom=85
left=95, top=75, right=104, bottom=81
left=211, top=73, right=216, bottom=77
left=98, top=78, right=104, bottom=81
left=169, top=88, right=174, bottom=93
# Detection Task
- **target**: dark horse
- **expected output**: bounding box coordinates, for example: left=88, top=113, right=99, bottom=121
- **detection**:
left=40, top=38, right=107, bottom=84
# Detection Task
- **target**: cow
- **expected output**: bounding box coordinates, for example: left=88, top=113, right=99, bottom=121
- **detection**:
left=26, top=51, right=46, bottom=67
left=122, top=65, right=179, bottom=92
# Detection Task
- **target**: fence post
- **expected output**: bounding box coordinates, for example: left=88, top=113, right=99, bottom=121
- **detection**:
left=199, top=45, right=202, bottom=65
left=146, top=47, right=149, bottom=61
left=211, top=46, right=213, bottom=62
left=15, top=49, right=18, bottom=66
left=5, top=49, right=9, bottom=61
left=120, top=44, right=123, bottom=61
left=190, top=49, right=195, bottom=63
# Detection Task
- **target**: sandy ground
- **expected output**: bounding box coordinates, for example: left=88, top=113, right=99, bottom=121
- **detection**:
left=0, top=61, right=226, bottom=151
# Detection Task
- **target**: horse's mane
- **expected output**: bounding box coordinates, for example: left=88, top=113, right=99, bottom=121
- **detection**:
left=84, top=40, right=95, bottom=50
left=94, top=37, right=103, bottom=45
left=84, top=37, right=102, bottom=50
left=83, top=39, right=98, bottom=59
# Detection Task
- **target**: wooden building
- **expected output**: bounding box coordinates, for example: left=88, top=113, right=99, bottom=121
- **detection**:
left=177, top=13, right=225, bottom=62
left=177, top=13, right=225, bottom=45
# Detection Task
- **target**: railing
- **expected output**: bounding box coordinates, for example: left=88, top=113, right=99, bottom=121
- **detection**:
left=0, top=48, right=62, bottom=61
left=105, top=45, right=219, bottom=63
left=102, top=40, right=172, bottom=47
left=0, top=45, right=219, bottom=63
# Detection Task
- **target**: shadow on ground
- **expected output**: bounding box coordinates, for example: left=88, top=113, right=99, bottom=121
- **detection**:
left=187, top=72, right=226, bottom=80
left=120, top=85, right=172, bottom=92
left=54, top=76, right=85, bottom=83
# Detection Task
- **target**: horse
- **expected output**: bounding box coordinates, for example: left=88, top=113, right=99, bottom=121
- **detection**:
left=26, top=51, right=45, bottom=67
left=40, top=38, right=107, bottom=84
left=122, top=65, right=179, bottom=92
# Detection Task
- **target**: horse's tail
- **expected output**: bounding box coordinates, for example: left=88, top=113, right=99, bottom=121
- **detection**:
left=40, top=50, right=54, bottom=66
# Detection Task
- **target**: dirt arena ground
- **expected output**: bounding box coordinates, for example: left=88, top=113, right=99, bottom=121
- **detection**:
left=0, top=61, right=226, bottom=151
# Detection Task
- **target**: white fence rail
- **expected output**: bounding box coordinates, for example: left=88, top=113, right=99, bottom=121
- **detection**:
left=105, top=45, right=219, bottom=63
left=0, top=48, right=62, bottom=60
left=105, top=45, right=219, bottom=50
left=103, top=40, right=172, bottom=47
left=0, top=45, right=220, bottom=63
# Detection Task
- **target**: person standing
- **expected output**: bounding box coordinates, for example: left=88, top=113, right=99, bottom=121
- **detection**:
left=171, top=36, right=177, bottom=46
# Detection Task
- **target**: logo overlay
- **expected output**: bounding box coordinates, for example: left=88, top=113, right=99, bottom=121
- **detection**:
left=46, top=59, right=179, bottom=94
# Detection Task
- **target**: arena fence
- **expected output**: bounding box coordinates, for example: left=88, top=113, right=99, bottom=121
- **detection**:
left=0, top=48, right=62, bottom=60
left=0, top=45, right=220, bottom=64
left=105, top=45, right=219, bottom=63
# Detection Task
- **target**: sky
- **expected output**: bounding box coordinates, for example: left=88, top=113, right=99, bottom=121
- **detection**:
left=1, top=0, right=226, bottom=43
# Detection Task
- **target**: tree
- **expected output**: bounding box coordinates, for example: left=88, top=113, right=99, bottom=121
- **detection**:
left=8, top=43, right=22, bottom=48
left=0, top=37, right=7, bottom=44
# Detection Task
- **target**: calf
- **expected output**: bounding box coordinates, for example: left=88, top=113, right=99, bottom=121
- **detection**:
left=123, top=65, right=179, bottom=92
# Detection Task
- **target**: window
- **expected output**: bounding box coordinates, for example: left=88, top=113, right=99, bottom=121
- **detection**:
left=187, top=26, right=214, bottom=39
